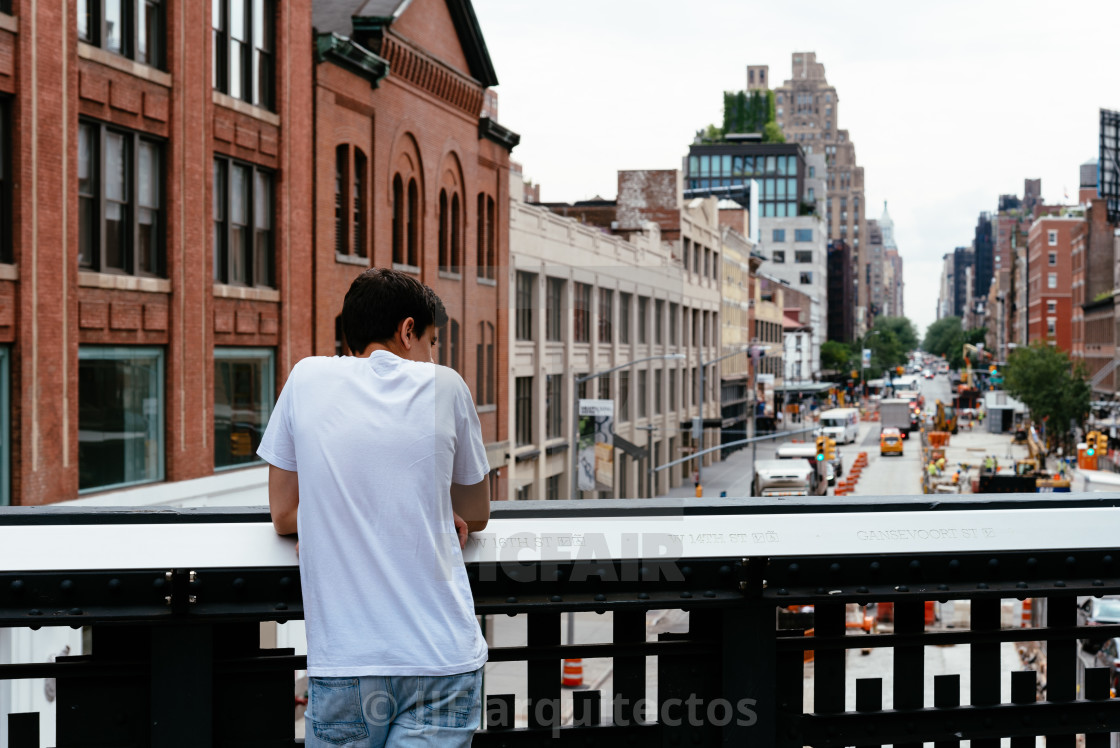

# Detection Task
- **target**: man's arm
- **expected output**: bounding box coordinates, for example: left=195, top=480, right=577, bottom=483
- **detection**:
left=450, top=479, right=490, bottom=534
left=269, top=464, right=300, bottom=536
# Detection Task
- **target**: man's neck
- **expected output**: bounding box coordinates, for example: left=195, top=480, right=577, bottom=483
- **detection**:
left=357, top=342, right=404, bottom=359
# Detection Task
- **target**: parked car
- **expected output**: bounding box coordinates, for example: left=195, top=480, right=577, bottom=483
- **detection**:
left=1091, top=636, right=1120, bottom=693
left=880, top=428, right=903, bottom=457
left=1078, top=596, right=1120, bottom=652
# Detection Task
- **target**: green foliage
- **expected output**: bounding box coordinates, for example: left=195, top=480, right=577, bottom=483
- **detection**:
left=820, top=340, right=851, bottom=373
left=1094, top=290, right=1112, bottom=303
left=922, top=317, right=962, bottom=357
left=1003, top=343, right=1091, bottom=453
left=695, top=123, right=724, bottom=143
left=704, top=88, right=784, bottom=142
left=874, top=317, right=919, bottom=354
left=762, top=121, right=786, bottom=143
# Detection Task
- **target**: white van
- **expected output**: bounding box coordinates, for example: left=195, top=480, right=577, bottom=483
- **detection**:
left=775, top=443, right=831, bottom=492
left=818, top=407, right=860, bottom=444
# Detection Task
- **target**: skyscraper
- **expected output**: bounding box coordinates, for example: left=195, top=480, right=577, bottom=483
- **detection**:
left=771, top=52, right=868, bottom=334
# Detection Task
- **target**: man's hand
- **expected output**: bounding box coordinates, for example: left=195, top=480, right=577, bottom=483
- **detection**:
left=454, top=512, right=469, bottom=550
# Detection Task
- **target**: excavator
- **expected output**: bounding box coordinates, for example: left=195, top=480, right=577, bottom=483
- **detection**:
left=956, top=344, right=986, bottom=411
left=934, top=399, right=957, bottom=434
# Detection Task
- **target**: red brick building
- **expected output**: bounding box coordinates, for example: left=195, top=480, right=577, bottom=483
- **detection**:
left=1028, top=216, right=1080, bottom=352
left=1071, top=199, right=1117, bottom=394
left=312, top=0, right=518, bottom=486
left=0, top=1, right=314, bottom=505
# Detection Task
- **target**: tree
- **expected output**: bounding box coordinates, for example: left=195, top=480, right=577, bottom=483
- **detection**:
left=1002, top=343, right=1091, bottom=454
left=923, top=317, right=962, bottom=358
left=821, top=340, right=851, bottom=373
left=874, top=316, right=918, bottom=354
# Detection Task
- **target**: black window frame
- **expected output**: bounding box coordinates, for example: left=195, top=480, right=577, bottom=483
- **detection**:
left=516, top=271, right=535, bottom=341
left=546, top=277, right=564, bottom=342
left=619, top=292, right=632, bottom=344
left=213, top=154, right=274, bottom=288
left=212, top=0, right=274, bottom=111
left=79, top=120, right=165, bottom=278
left=515, top=376, right=533, bottom=446
left=573, top=282, right=592, bottom=343
left=79, top=0, right=165, bottom=69
left=545, top=374, right=563, bottom=439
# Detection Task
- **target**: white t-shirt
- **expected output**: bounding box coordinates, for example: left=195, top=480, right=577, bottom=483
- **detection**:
left=257, top=352, right=490, bottom=677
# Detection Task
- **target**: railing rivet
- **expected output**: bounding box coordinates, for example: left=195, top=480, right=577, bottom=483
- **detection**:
left=1103, top=555, right=1114, bottom=565
left=680, top=591, right=692, bottom=599
left=553, top=570, right=564, bottom=581
left=787, top=563, right=799, bottom=574
left=938, top=584, right=950, bottom=591
left=988, top=558, right=999, bottom=569
left=107, top=578, right=121, bottom=592
left=977, top=583, right=989, bottom=589
left=681, top=566, right=692, bottom=577
left=594, top=593, right=606, bottom=602
left=777, top=588, right=788, bottom=595
left=27, top=609, right=41, bottom=616
left=718, top=565, right=731, bottom=576
left=505, top=596, right=517, bottom=604
left=829, top=562, right=841, bottom=573
left=1055, top=580, right=1066, bottom=587
left=638, top=592, right=650, bottom=600
left=1026, top=557, right=1038, bottom=568
left=233, top=578, right=246, bottom=590
left=59, top=579, right=73, bottom=593
left=1093, top=579, right=1104, bottom=586
left=703, top=590, right=716, bottom=598
left=273, top=601, right=285, bottom=610
left=857, top=586, right=868, bottom=593
left=896, top=585, right=909, bottom=592
left=69, top=608, right=83, bottom=616
left=816, top=587, right=827, bottom=594
left=1016, top=581, right=1028, bottom=589
left=9, top=579, right=23, bottom=594
left=948, top=559, right=960, bottom=570
left=279, top=576, right=292, bottom=588
left=1066, top=555, right=1077, bottom=567
left=909, top=560, right=921, bottom=571
left=869, top=561, right=880, bottom=572
left=550, top=595, right=562, bottom=603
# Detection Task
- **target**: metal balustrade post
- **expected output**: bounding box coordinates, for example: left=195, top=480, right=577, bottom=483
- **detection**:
left=151, top=624, right=213, bottom=748
left=969, top=597, right=1000, bottom=748
left=7, top=713, right=39, bottom=748
left=893, top=599, right=925, bottom=748
left=1045, top=595, right=1077, bottom=748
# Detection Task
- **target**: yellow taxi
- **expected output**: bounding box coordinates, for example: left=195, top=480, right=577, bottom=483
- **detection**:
left=880, top=427, right=904, bottom=457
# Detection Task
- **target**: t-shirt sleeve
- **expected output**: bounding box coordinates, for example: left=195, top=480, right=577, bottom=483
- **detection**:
left=257, top=364, right=298, bottom=472
left=452, top=376, right=491, bottom=485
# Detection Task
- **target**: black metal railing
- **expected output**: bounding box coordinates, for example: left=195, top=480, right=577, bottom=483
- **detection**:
left=4, top=495, right=1120, bottom=746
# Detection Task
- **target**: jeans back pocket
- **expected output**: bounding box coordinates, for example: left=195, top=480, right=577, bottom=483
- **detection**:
left=309, top=677, right=370, bottom=745
left=417, top=669, right=481, bottom=729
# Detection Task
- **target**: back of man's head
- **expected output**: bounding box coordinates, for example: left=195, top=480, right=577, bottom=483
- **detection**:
left=341, top=268, right=448, bottom=354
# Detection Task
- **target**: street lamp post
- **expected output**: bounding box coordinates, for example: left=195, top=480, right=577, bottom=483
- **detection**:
left=696, top=344, right=752, bottom=496
left=570, top=353, right=686, bottom=500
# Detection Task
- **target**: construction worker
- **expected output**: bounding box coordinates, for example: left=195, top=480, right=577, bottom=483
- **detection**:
left=927, top=461, right=938, bottom=478
left=936, top=456, right=946, bottom=473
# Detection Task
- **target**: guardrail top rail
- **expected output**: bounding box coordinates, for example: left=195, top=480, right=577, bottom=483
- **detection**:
left=3, top=495, right=1120, bottom=747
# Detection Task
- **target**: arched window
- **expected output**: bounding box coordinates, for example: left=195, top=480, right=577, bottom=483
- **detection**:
left=407, top=179, right=419, bottom=267
left=476, top=320, right=494, bottom=405
left=438, top=189, right=449, bottom=271
left=437, top=317, right=461, bottom=372
left=392, top=174, right=404, bottom=265
left=451, top=193, right=461, bottom=271
left=352, top=148, right=367, bottom=258
left=477, top=192, right=496, bottom=280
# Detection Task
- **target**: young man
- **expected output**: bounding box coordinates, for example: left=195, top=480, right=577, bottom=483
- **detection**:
left=258, top=268, right=491, bottom=747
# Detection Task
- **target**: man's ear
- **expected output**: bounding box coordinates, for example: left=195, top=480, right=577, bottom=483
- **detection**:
left=398, top=317, right=416, bottom=350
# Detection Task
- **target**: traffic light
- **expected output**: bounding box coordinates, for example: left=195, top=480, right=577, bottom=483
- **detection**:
left=815, top=435, right=826, bottom=462
left=1097, top=432, right=1109, bottom=455
left=1087, top=431, right=1099, bottom=456
left=824, top=438, right=837, bottom=461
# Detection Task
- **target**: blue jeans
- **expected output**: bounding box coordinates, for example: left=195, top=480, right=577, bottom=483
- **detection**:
left=305, top=668, right=482, bottom=747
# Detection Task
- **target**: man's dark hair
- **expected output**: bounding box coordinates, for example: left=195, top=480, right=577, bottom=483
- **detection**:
left=341, top=268, right=448, bottom=354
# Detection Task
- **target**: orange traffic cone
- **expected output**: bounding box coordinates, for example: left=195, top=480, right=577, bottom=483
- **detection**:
left=562, top=659, right=583, bottom=688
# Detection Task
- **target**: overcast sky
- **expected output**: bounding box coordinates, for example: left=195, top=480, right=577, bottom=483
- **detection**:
left=471, top=0, right=1120, bottom=339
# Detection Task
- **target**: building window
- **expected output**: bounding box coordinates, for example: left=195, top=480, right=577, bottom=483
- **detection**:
left=795, top=250, right=813, bottom=263
left=213, top=156, right=273, bottom=287
left=546, top=474, right=561, bottom=501
left=1048, top=251, right=1057, bottom=266
left=438, top=189, right=462, bottom=274
left=1047, top=272, right=1057, bottom=290
left=516, top=271, right=535, bottom=341
left=80, top=0, right=164, bottom=68
left=598, top=375, right=610, bottom=400
left=334, top=145, right=367, bottom=258
left=669, top=302, right=679, bottom=345
left=1047, top=300, right=1057, bottom=314
left=618, top=370, right=630, bottom=422
left=573, top=282, right=592, bottom=343
left=795, top=228, right=813, bottom=242
left=214, top=347, right=274, bottom=471
left=477, top=193, right=496, bottom=280
left=1047, top=229, right=1058, bottom=246
left=476, top=321, right=495, bottom=406
left=800, top=271, right=813, bottom=284
left=546, top=374, right=563, bottom=438
left=516, top=483, right=532, bottom=501
left=79, top=122, right=164, bottom=277
left=0, top=101, right=9, bottom=264
left=391, top=175, right=421, bottom=269
left=619, top=292, right=632, bottom=344
left=638, top=296, right=649, bottom=344
left=515, top=376, right=533, bottom=446
left=1047, top=318, right=1056, bottom=336
left=655, top=299, right=664, bottom=344
left=669, top=368, right=677, bottom=411
left=773, top=250, right=785, bottom=263
left=598, top=288, right=613, bottom=343
left=212, top=0, right=274, bottom=109
left=78, top=347, right=164, bottom=492
left=546, top=277, right=564, bottom=341
left=638, top=370, right=648, bottom=419
left=772, top=229, right=786, bottom=242
left=437, top=318, right=460, bottom=371
left=654, top=369, right=663, bottom=414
